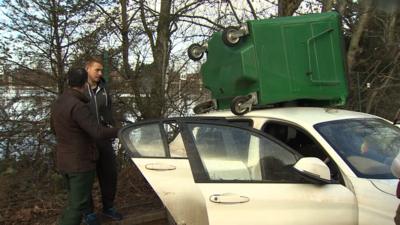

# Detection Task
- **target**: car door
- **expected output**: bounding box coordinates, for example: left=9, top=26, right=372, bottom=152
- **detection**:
left=119, top=119, right=209, bottom=225
left=179, top=120, right=358, bottom=225
left=120, top=118, right=358, bottom=225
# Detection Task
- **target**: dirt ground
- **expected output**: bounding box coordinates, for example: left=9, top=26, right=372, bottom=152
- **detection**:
left=0, top=161, right=168, bottom=225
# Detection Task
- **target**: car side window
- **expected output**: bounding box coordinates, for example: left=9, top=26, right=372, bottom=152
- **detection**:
left=263, top=122, right=327, bottom=160
left=121, top=121, right=188, bottom=158
left=187, top=123, right=302, bottom=182
left=123, top=123, right=167, bottom=157
left=263, top=122, right=341, bottom=181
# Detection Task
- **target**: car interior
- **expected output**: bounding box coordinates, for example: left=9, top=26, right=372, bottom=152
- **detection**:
left=262, top=122, right=341, bottom=182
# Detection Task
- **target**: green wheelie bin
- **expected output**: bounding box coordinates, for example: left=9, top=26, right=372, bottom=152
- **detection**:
left=188, top=12, right=348, bottom=115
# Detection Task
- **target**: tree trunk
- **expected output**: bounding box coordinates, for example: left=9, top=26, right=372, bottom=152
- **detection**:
left=120, top=0, right=131, bottom=79
left=347, top=0, right=373, bottom=74
left=278, top=0, right=303, bottom=17
left=336, top=0, right=348, bottom=15
left=142, top=0, right=171, bottom=119
left=4, top=140, right=10, bottom=160
left=322, top=0, right=334, bottom=12
left=50, top=0, right=65, bottom=94
left=387, top=7, right=398, bottom=47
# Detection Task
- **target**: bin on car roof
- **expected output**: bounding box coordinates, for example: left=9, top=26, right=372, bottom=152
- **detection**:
left=189, top=12, right=348, bottom=115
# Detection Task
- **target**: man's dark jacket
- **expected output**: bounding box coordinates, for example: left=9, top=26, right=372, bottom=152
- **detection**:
left=51, top=88, right=119, bottom=173
left=85, top=78, right=115, bottom=127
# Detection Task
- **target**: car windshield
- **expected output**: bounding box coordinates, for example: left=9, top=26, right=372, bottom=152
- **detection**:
left=315, top=118, right=400, bottom=179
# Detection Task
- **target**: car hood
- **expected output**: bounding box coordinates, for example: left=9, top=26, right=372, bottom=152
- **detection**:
left=369, top=179, right=398, bottom=196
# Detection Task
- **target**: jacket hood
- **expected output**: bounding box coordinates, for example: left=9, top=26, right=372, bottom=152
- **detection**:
left=64, top=88, right=90, bottom=103
left=98, top=77, right=107, bottom=88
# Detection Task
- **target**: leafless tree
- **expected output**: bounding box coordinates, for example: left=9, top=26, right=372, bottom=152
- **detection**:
left=0, top=0, right=100, bottom=161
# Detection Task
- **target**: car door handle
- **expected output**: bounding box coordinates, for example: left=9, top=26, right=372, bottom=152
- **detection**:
left=145, top=163, right=176, bottom=171
left=209, top=193, right=250, bottom=204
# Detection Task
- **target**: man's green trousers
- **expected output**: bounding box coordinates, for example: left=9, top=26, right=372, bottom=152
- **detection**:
left=59, top=170, right=95, bottom=225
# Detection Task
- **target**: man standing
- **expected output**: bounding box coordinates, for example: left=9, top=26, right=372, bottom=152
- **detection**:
left=85, top=57, right=122, bottom=220
left=51, top=68, right=120, bottom=225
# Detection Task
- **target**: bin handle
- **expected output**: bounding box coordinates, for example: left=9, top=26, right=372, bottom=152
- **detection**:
left=306, top=28, right=339, bottom=85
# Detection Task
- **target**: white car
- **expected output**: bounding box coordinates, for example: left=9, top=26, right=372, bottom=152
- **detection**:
left=119, top=107, right=400, bottom=225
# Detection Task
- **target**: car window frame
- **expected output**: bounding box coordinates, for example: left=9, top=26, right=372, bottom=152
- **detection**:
left=119, top=119, right=171, bottom=159
left=261, top=119, right=344, bottom=183
left=119, top=117, right=246, bottom=160
left=178, top=119, right=303, bottom=184
left=261, top=119, right=329, bottom=158
left=119, top=117, right=321, bottom=184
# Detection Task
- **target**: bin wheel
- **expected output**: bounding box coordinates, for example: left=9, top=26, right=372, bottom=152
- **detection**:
left=194, top=101, right=215, bottom=114
left=222, top=26, right=240, bottom=47
left=187, top=43, right=204, bottom=61
left=231, top=95, right=252, bottom=115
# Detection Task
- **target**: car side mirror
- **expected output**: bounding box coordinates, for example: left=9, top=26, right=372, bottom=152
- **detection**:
left=293, top=157, right=331, bottom=184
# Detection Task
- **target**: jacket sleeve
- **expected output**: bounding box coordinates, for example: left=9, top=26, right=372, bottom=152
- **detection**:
left=72, top=102, right=119, bottom=139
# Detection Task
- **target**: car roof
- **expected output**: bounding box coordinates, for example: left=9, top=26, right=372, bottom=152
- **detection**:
left=197, top=107, right=380, bottom=126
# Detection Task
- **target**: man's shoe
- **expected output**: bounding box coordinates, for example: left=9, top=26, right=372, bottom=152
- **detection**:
left=102, top=207, right=123, bottom=221
left=83, top=212, right=100, bottom=225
